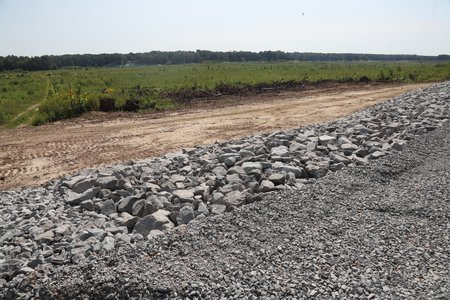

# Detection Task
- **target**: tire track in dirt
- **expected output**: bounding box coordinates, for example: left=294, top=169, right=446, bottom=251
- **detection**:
left=0, top=83, right=429, bottom=190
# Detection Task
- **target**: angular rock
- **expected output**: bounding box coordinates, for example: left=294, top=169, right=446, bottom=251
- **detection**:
left=289, top=141, right=305, bottom=153
left=242, top=162, right=262, bottom=174
left=148, top=195, right=166, bottom=209
left=131, top=199, right=158, bottom=217
left=118, top=212, right=139, bottom=227
left=169, top=174, right=186, bottom=183
left=66, top=186, right=101, bottom=205
left=354, top=148, right=368, bottom=158
left=80, top=200, right=96, bottom=211
left=132, top=210, right=174, bottom=237
left=247, top=168, right=262, bottom=181
left=239, top=149, right=255, bottom=158
left=195, top=201, right=210, bottom=216
left=223, top=156, right=237, bottom=168
left=110, top=190, right=131, bottom=202
left=194, top=184, right=210, bottom=201
left=102, top=236, right=115, bottom=251
left=306, top=141, right=317, bottom=151
left=340, top=143, right=359, bottom=155
left=0, top=259, right=24, bottom=274
left=54, top=224, right=71, bottom=235
left=268, top=173, right=286, bottom=185
left=117, top=194, right=144, bottom=214
left=178, top=206, right=195, bottom=225
left=370, top=150, right=386, bottom=159
left=246, top=193, right=263, bottom=204
left=272, top=163, right=307, bottom=178
left=219, top=182, right=244, bottom=194
left=27, top=258, right=43, bottom=269
left=211, top=192, right=225, bottom=205
left=350, top=154, right=368, bottom=165
left=116, top=233, right=132, bottom=244
left=72, top=178, right=96, bottom=194
left=105, top=226, right=128, bottom=235
left=224, top=190, right=245, bottom=207
left=228, top=166, right=245, bottom=175
left=210, top=204, right=227, bottom=215
left=392, top=139, right=407, bottom=151
left=259, top=180, right=275, bottom=192
left=61, top=175, right=85, bottom=189
left=172, top=189, right=195, bottom=203
left=327, top=143, right=339, bottom=152
left=0, top=229, right=22, bottom=244
left=161, top=181, right=176, bottom=192
left=226, top=173, right=242, bottom=184
left=330, top=162, right=346, bottom=172
left=329, top=153, right=351, bottom=165
left=270, top=145, right=289, bottom=158
left=219, top=153, right=240, bottom=164
left=100, top=199, right=117, bottom=216
left=142, top=182, right=161, bottom=193
left=35, top=230, right=55, bottom=244
left=147, top=230, right=164, bottom=239
left=96, top=176, right=119, bottom=190
left=318, top=135, right=336, bottom=146
left=305, top=163, right=329, bottom=179
left=212, top=166, right=227, bottom=177
left=86, top=228, right=107, bottom=242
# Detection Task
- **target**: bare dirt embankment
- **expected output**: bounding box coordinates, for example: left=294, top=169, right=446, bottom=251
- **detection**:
left=0, top=83, right=428, bottom=190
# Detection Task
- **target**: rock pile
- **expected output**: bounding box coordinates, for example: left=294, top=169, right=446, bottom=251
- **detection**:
left=0, top=82, right=449, bottom=283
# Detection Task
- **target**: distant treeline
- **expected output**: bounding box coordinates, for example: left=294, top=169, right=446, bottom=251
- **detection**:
left=1, top=50, right=450, bottom=71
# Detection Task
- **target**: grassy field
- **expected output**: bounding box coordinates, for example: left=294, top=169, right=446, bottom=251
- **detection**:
left=1, top=61, right=450, bottom=127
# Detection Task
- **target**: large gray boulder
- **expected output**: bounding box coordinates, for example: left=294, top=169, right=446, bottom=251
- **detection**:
left=212, top=166, right=227, bottom=177
left=100, top=199, right=117, bottom=216
left=210, top=204, right=227, bottom=215
left=66, top=186, right=101, bottom=205
left=270, top=145, right=289, bottom=158
left=370, top=151, right=386, bottom=159
left=169, top=174, right=186, bottom=183
left=71, top=178, right=96, bottom=193
left=96, top=176, right=119, bottom=190
left=259, top=180, right=275, bottom=192
left=194, top=184, right=211, bottom=201
left=392, top=139, right=407, bottom=151
left=268, top=173, right=286, bottom=185
left=172, top=189, right=195, bottom=203
left=224, top=190, right=246, bottom=207
left=219, top=153, right=240, bottom=167
left=118, top=212, right=139, bottom=227
left=272, top=163, right=307, bottom=178
left=318, top=135, right=336, bottom=146
left=117, top=194, right=145, bottom=214
left=340, top=143, right=359, bottom=155
left=242, top=162, right=262, bottom=174
left=177, top=206, right=195, bottom=225
left=131, top=199, right=158, bottom=217
left=132, top=210, right=174, bottom=237
left=305, top=163, right=329, bottom=179
left=289, top=141, right=305, bottom=152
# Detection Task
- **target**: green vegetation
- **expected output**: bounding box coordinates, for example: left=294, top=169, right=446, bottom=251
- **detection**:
left=1, top=61, right=450, bottom=127
left=1, top=50, right=449, bottom=71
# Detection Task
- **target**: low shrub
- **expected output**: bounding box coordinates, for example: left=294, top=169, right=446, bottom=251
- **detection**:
left=32, top=84, right=98, bottom=125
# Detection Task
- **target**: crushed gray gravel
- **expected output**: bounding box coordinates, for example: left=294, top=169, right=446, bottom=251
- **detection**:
left=1, top=82, right=450, bottom=299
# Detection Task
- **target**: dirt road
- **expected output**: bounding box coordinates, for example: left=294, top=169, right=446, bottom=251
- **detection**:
left=0, top=83, right=428, bottom=190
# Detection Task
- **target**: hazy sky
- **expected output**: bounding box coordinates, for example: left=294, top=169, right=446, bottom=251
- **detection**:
left=1, top=0, right=449, bottom=56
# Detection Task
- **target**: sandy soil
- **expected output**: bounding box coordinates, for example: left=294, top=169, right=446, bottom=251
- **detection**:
left=0, top=83, right=428, bottom=190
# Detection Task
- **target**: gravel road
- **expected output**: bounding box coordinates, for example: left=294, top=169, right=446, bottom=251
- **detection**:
left=3, top=92, right=449, bottom=299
